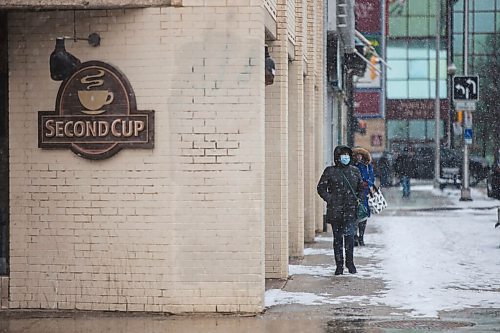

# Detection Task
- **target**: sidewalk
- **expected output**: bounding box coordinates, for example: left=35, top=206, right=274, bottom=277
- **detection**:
left=265, top=183, right=500, bottom=332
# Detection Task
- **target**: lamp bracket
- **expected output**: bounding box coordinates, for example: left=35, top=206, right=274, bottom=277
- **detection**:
left=61, top=33, right=100, bottom=47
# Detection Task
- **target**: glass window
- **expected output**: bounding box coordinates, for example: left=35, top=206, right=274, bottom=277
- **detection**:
left=387, top=60, right=408, bottom=79
left=453, top=12, right=463, bottom=32
left=409, top=60, right=429, bottom=79
left=409, top=16, right=430, bottom=36
left=473, top=13, right=495, bottom=33
left=475, top=0, right=495, bottom=11
left=409, top=120, right=427, bottom=140
left=390, top=17, right=408, bottom=37
left=426, top=120, right=444, bottom=140
left=387, top=42, right=408, bottom=59
left=473, top=34, right=495, bottom=54
left=454, top=56, right=464, bottom=74
left=429, top=58, right=447, bottom=80
left=454, top=0, right=464, bottom=12
left=409, top=0, right=429, bottom=16
left=388, top=120, right=408, bottom=141
left=387, top=80, right=408, bottom=99
left=427, top=47, right=446, bottom=61
left=429, top=80, right=447, bottom=99
left=453, top=33, right=463, bottom=55
left=409, top=80, right=430, bottom=98
left=472, top=56, right=488, bottom=72
left=408, top=40, right=429, bottom=59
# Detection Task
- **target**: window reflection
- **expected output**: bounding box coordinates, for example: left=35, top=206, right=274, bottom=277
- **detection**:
left=386, top=42, right=446, bottom=99
left=388, top=120, right=444, bottom=141
left=474, top=13, right=495, bottom=32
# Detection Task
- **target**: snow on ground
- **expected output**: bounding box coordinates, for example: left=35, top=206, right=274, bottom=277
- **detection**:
left=265, top=187, right=500, bottom=317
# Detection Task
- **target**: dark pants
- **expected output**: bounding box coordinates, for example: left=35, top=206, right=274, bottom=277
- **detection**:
left=401, top=175, right=410, bottom=197
left=331, top=220, right=356, bottom=267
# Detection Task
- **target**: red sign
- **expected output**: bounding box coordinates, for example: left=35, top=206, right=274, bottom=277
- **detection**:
left=355, top=0, right=382, bottom=33
left=354, top=91, right=381, bottom=117
left=386, top=99, right=449, bottom=120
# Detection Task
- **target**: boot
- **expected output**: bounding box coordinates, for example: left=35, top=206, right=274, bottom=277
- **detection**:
left=358, top=221, right=366, bottom=246
left=334, top=252, right=344, bottom=275
left=354, top=235, right=359, bottom=247
left=344, top=236, right=357, bottom=274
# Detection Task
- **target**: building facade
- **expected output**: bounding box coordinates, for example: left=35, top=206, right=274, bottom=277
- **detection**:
left=451, top=0, right=499, bottom=159
left=0, top=0, right=326, bottom=313
left=386, top=0, right=448, bottom=152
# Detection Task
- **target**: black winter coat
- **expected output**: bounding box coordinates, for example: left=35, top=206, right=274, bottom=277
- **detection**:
left=317, top=164, right=363, bottom=225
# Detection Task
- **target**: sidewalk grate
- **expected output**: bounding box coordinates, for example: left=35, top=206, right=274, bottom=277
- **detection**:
left=370, top=319, right=475, bottom=330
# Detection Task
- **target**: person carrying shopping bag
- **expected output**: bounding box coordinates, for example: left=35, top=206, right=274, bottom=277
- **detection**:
left=352, top=147, right=375, bottom=247
left=317, top=145, right=364, bottom=275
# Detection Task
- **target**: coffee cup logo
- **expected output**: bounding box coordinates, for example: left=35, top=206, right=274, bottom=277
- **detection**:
left=78, top=90, right=114, bottom=114
left=78, top=69, right=113, bottom=115
left=39, top=61, right=154, bottom=160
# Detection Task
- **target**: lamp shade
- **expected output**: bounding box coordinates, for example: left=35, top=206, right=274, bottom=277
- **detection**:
left=49, top=38, right=81, bottom=81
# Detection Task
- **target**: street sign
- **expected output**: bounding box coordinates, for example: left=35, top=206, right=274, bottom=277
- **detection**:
left=464, top=128, right=473, bottom=145
left=455, top=100, right=476, bottom=111
left=453, top=75, right=479, bottom=100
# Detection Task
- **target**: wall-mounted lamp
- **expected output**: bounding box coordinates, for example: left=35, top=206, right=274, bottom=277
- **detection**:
left=265, top=44, right=276, bottom=86
left=49, top=33, right=100, bottom=81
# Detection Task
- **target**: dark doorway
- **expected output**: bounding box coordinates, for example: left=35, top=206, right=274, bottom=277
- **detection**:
left=0, top=11, right=8, bottom=275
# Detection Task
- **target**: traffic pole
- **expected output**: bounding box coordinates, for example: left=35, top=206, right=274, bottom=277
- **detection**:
left=460, top=0, right=472, bottom=201
left=434, top=0, right=441, bottom=189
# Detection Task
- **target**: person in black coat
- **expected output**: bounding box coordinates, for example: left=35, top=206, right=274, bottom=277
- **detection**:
left=394, top=147, right=413, bottom=198
left=317, top=145, right=363, bottom=275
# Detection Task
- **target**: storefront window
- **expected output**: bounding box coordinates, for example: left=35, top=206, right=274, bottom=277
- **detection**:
left=388, top=120, right=444, bottom=142
left=388, top=120, right=408, bottom=141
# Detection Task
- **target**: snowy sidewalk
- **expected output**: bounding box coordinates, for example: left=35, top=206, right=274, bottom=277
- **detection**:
left=265, top=184, right=500, bottom=325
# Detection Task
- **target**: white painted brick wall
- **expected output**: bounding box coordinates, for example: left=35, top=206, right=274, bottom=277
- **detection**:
left=8, top=5, right=265, bottom=313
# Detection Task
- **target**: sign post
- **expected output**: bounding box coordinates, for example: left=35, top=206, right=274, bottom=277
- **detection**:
left=453, top=2, right=477, bottom=201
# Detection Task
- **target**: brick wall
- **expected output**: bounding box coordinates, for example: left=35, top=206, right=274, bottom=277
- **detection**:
left=8, top=5, right=265, bottom=313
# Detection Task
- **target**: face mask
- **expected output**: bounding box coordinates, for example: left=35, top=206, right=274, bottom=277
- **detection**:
left=340, top=154, right=350, bottom=165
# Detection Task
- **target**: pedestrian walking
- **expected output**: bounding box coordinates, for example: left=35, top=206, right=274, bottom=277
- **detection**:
left=394, top=146, right=413, bottom=198
left=317, top=145, right=363, bottom=275
left=352, top=147, right=375, bottom=246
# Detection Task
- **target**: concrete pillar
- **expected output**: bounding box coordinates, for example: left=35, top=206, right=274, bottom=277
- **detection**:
left=264, top=0, right=289, bottom=279
left=288, top=50, right=305, bottom=258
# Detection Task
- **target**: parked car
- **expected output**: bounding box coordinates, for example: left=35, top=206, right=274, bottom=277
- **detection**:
left=374, top=146, right=489, bottom=188
left=412, top=146, right=489, bottom=186
left=487, top=161, right=500, bottom=199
